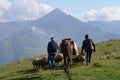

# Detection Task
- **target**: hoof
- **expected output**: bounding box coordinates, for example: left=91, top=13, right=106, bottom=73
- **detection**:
left=64, top=68, right=66, bottom=73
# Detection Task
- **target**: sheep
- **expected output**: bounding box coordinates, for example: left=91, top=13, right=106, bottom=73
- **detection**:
left=55, top=53, right=63, bottom=63
left=72, top=53, right=85, bottom=65
left=32, top=57, right=41, bottom=69
left=38, top=56, right=48, bottom=69
left=32, top=56, right=48, bottom=69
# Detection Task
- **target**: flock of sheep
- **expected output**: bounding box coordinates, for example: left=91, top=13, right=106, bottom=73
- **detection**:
left=32, top=53, right=85, bottom=70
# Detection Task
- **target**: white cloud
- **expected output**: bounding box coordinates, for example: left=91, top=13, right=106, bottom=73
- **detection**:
left=32, top=26, right=46, bottom=36
left=0, top=0, right=53, bottom=22
left=80, top=6, right=120, bottom=22
left=0, top=0, right=11, bottom=10
left=0, top=0, right=11, bottom=21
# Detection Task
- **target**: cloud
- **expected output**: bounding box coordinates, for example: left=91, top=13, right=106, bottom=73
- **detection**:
left=0, top=0, right=11, bottom=17
left=32, top=26, right=46, bottom=36
left=80, top=6, right=120, bottom=22
left=0, top=0, right=11, bottom=10
left=0, top=0, right=53, bottom=22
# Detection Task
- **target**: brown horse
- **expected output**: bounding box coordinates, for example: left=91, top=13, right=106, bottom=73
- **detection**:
left=60, top=38, right=76, bottom=73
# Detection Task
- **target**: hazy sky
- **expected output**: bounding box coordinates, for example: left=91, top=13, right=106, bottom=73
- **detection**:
left=1, top=0, right=120, bottom=22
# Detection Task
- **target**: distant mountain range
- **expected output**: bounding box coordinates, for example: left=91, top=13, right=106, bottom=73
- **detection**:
left=0, top=8, right=120, bottom=65
left=86, top=21, right=120, bottom=35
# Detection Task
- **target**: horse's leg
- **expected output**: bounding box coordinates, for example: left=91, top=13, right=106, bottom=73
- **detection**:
left=64, top=56, right=67, bottom=72
left=67, top=53, right=72, bottom=69
left=66, top=46, right=71, bottom=65
left=80, top=61, right=83, bottom=66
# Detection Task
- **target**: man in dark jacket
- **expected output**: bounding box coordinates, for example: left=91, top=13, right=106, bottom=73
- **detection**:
left=81, top=34, right=96, bottom=65
left=47, top=37, right=58, bottom=69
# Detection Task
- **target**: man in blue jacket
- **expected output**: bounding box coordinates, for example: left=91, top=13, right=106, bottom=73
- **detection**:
left=47, top=37, right=58, bottom=69
left=81, top=34, right=96, bottom=65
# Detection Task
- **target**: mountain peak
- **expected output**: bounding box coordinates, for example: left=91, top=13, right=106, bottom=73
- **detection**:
left=52, top=8, right=64, bottom=12
left=38, top=8, right=71, bottom=21
left=49, top=8, right=68, bottom=16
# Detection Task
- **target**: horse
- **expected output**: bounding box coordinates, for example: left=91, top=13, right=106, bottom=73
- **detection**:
left=60, top=38, right=76, bottom=73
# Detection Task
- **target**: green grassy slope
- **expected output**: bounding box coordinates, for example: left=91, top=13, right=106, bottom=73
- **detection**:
left=0, top=39, right=120, bottom=80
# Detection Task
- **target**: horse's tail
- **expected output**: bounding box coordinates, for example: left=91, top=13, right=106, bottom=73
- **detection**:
left=67, top=46, right=72, bottom=65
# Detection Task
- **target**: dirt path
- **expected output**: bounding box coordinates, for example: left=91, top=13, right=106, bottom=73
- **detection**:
left=64, top=70, right=72, bottom=80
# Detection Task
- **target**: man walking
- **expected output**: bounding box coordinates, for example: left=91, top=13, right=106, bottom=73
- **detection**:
left=47, top=37, right=58, bottom=69
left=81, top=34, right=96, bottom=65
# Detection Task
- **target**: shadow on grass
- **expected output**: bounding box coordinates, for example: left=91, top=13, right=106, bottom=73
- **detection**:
left=114, top=56, right=120, bottom=59
left=14, top=68, right=64, bottom=80
left=14, top=64, right=72, bottom=80
left=92, top=63, right=103, bottom=67
left=17, top=64, right=64, bottom=74
left=17, top=69, right=39, bottom=74
left=0, top=69, right=42, bottom=80
left=12, top=76, right=42, bottom=80
left=14, top=69, right=47, bottom=80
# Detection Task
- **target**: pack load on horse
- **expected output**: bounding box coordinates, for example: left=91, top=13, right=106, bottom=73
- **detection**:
left=59, top=38, right=78, bottom=72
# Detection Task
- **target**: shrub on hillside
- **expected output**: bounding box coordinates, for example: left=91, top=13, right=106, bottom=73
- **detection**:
left=104, top=51, right=111, bottom=55
left=93, top=63, right=103, bottom=67
left=114, top=56, right=120, bottom=59
left=106, top=43, right=113, bottom=46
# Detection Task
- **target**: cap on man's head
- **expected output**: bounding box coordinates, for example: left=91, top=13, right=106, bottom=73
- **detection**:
left=51, top=37, right=54, bottom=40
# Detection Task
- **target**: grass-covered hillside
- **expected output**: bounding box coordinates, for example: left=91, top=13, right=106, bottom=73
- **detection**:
left=0, top=39, right=120, bottom=80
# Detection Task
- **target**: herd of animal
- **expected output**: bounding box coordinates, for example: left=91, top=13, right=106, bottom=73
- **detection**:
left=32, top=53, right=85, bottom=70
left=32, top=38, right=86, bottom=71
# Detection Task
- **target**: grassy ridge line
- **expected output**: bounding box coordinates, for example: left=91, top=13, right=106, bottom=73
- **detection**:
left=0, top=39, right=120, bottom=80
